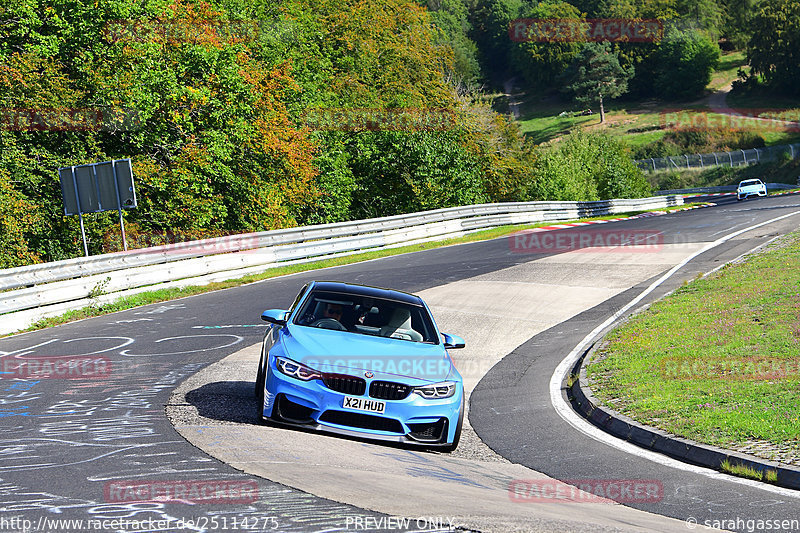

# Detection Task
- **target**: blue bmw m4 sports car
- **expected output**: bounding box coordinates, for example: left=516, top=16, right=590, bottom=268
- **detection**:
left=254, top=281, right=466, bottom=451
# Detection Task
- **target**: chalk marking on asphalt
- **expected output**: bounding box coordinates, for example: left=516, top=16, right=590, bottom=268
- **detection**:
left=549, top=209, right=800, bottom=498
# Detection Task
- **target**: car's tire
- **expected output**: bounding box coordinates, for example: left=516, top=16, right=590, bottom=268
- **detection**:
left=440, top=392, right=464, bottom=452
left=254, top=353, right=266, bottom=424
left=254, top=354, right=264, bottom=398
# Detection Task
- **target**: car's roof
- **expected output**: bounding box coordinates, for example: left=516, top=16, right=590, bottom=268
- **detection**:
left=309, top=281, right=424, bottom=306
left=739, top=179, right=762, bottom=184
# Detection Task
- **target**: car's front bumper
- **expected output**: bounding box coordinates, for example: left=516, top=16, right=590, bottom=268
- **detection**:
left=737, top=188, right=766, bottom=199
left=262, top=364, right=463, bottom=446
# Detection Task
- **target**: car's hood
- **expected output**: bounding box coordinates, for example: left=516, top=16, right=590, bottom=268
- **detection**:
left=280, top=324, right=455, bottom=383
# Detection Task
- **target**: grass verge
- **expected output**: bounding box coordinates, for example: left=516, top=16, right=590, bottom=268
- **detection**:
left=586, top=230, right=800, bottom=458
left=719, top=459, right=779, bottom=483
left=7, top=203, right=708, bottom=338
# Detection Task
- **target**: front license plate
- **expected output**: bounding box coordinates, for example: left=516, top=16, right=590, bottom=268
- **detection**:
left=342, top=396, right=385, bottom=414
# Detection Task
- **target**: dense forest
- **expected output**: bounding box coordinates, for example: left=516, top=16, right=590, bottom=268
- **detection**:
left=1, top=0, right=797, bottom=267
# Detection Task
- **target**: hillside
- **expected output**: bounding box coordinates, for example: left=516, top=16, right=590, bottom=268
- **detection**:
left=1, top=0, right=798, bottom=267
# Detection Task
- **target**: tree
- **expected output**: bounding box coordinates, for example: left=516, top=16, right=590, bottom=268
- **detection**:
left=653, top=27, right=719, bottom=99
left=425, top=0, right=482, bottom=86
left=721, top=0, right=762, bottom=49
left=530, top=131, right=650, bottom=201
left=747, top=0, right=800, bottom=95
left=508, top=1, right=583, bottom=90
left=0, top=167, right=42, bottom=267
left=675, top=0, right=725, bottom=39
left=560, top=42, right=633, bottom=123
left=466, top=0, right=525, bottom=81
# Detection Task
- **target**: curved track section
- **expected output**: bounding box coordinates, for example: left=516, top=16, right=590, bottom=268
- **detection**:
left=0, top=194, right=798, bottom=532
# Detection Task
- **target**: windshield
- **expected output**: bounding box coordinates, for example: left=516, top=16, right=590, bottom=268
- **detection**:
left=293, top=290, right=438, bottom=343
left=739, top=180, right=761, bottom=186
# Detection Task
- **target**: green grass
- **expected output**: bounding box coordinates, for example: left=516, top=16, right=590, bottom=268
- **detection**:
left=510, top=49, right=797, bottom=153
left=587, top=231, right=800, bottom=452
left=727, top=89, right=800, bottom=111
left=708, top=51, right=746, bottom=90
left=719, top=460, right=777, bottom=482
left=8, top=204, right=707, bottom=337
left=514, top=94, right=667, bottom=145
left=515, top=98, right=597, bottom=144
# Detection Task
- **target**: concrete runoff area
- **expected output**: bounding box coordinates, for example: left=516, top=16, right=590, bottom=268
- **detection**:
left=168, top=242, right=720, bottom=532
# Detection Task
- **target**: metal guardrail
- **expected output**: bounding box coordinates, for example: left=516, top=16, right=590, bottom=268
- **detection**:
left=0, top=196, right=683, bottom=333
left=636, top=143, right=800, bottom=173
left=655, top=183, right=797, bottom=196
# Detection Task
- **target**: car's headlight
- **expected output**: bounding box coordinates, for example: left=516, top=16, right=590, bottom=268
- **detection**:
left=276, top=357, right=322, bottom=381
left=412, top=381, right=456, bottom=399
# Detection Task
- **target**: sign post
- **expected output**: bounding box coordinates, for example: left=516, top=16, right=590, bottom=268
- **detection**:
left=58, top=159, right=137, bottom=256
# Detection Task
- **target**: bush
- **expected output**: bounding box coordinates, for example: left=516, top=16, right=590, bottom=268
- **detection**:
left=531, top=132, right=651, bottom=201
left=652, top=171, right=693, bottom=191
left=632, top=129, right=767, bottom=159
left=632, top=27, right=720, bottom=100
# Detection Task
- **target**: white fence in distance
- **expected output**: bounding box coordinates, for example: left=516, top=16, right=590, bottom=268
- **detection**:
left=636, top=143, right=800, bottom=173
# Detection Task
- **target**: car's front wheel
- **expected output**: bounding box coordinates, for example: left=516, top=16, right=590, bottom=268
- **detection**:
left=254, top=352, right=266, bottom=424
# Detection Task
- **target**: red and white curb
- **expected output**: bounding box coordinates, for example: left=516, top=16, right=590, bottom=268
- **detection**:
left=527, top=203, right=716, bottom=233
left=682, top=189, right=800, bottom=199
left=682, top=192, right=736, bottom=198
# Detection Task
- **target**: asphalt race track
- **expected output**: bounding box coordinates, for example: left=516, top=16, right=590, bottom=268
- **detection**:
left=1, top=193, right=800, bottom=532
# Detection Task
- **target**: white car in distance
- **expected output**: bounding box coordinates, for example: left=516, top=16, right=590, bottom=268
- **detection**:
left=736, top=179, right=767, bottom=201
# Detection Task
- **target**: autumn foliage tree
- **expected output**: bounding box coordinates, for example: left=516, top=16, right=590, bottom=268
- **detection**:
left=0, top=0, right=658, bottom=267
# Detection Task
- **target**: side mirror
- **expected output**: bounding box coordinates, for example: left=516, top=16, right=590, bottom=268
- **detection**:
left=261, top=309, right=288, bottom=326
left=442, top=333, right=465, bottom=349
